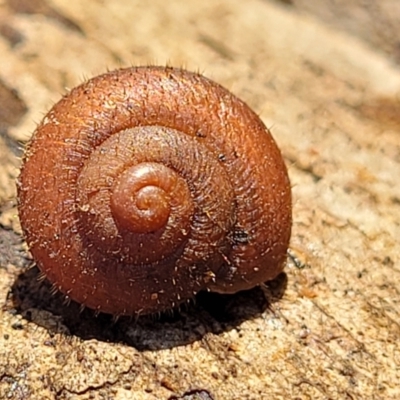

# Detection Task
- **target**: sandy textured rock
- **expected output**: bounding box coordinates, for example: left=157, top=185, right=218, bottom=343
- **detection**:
left=0, top=0, right=399, bottom=399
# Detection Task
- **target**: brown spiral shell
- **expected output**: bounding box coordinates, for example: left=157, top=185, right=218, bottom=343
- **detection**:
left=17, top=66, right=292, bottom=316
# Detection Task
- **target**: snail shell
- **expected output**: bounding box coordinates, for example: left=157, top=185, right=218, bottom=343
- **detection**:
left=17, top=66, right=292, bottom=316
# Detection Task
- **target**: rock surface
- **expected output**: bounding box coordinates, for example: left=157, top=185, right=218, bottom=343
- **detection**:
left=0, top=0, right=399, bottom=399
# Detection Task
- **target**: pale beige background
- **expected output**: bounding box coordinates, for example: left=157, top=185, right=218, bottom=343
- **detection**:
left=0, top=0, right=399, bottom=399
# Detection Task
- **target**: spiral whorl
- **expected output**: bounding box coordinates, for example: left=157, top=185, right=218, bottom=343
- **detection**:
left=17, top=66, right=292, bottom=316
